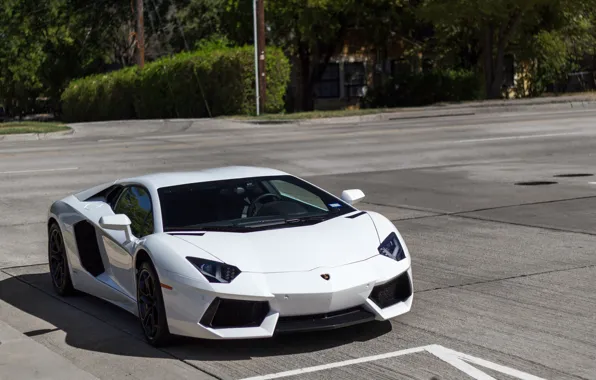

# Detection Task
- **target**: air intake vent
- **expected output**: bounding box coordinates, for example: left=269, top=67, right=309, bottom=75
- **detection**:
left=369, top=272, right=412, bottom=309
left=200, top=298, right=269, bottom=328
left=346, top=211, right=367, bottom=219
left=74, top=221, right=104, bottom=277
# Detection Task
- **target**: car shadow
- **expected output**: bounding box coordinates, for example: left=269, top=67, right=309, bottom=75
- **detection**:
left=0, top=271, right=393, bottom=361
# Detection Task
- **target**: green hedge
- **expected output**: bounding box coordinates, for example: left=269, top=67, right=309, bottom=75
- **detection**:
left=61, top=46, right=290, bottom=122
left=363, top=69, right=482, bottom=108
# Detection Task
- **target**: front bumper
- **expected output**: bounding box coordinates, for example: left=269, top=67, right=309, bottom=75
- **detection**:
left=161, top=255, right=413, bottom=339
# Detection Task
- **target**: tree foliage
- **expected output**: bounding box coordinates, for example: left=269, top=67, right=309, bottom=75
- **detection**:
left=267, top=0, right=406, bottom=110
left=420, top=0, right=596, bottom=98
left=0, top=0, right=133, bottom=115
left=2, top=0, right=596, bottom=117
left=61, top=45, right=291, bottom=122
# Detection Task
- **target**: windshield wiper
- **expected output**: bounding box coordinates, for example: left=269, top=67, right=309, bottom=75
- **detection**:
left=285, top=215, right=328, bottom=224
left=169, top=215, right=331, bottom=232
left=233, top=218, right=288, bottom=228
left=232, top=216, right=328, bottom=228
left=166, top=225, right=247, bottom=232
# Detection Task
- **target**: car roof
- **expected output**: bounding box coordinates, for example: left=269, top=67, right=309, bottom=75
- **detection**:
left=116, top=166, right=290, bottom=189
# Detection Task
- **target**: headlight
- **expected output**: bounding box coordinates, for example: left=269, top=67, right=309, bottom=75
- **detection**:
left=378, top=232, right=406, bottom=261
left=186, top=257, right=241, bottom=283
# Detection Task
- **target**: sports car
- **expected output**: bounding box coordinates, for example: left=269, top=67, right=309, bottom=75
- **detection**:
left=47, top=166, right=413, bottom=346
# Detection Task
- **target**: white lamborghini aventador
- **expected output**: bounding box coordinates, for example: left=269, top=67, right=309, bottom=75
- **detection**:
left=47, top=166, right=413, bottom=346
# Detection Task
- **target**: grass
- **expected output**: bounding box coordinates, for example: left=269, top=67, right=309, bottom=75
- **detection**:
left=0, top=121, right=70, bottom=135
left=228, top=91, right=596, bottom=121
left=227, top=107, right=407, bottom=121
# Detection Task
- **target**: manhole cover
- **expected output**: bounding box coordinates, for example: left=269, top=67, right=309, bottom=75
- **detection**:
left=515, top=181, right=558, bottom=186
left=554, top=173, right=594, bottom=178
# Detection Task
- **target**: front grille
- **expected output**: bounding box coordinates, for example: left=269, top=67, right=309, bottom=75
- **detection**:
left=369, top=272, right=412, bottom=309
left=276, top=307, right=375, bottom=333
left=199, top=298, right=269, bottom=328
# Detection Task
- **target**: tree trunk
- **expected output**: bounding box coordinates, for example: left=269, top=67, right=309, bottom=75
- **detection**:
left=483, top=25, right=496, bottom=99
left=489, top=42, right=506, bottom=99
left=299, top=46, right=314, bottom=112
left=483, top=12, right=523, bottom=99
left=298, top=20, right=347, bottom=112
left=4, top=83, right=15, bottom=118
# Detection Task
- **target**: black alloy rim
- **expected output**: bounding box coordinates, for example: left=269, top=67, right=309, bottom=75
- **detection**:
left=49, top=229, right=67, bottom=289
left=138, top=270, right=159, bottom=339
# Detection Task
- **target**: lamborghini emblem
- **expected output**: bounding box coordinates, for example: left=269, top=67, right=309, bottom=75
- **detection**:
left=321, top=274, right=330, bottom=281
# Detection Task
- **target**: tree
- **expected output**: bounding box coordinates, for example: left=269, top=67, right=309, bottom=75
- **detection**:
left=267, top=0, right=405, bottom=111
left=0, top=0, right=135, bottom=115
left=420, top=0, right=596, bottom=99
left=40, top=0, right=134, bottom=110
left=0, top=0, right=55, bottom=115
left=162, top=0, right=253, bottom=51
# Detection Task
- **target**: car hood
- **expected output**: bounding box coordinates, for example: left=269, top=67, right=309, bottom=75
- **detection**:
left=175, top=214, right=381, bottom=273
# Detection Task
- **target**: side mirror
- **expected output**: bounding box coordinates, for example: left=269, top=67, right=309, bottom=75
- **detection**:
left=99, top=214, right=134, bottom=241
left=341, top=189, right=365, bottom=205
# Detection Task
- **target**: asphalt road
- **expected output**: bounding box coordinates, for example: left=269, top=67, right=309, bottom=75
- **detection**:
left=0, top=109, right=595, bottom=380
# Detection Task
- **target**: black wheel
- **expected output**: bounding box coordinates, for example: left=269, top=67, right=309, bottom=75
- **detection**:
left=48, top=223, right=75, bottom=296
left=137, top=261, right=171, bottom=346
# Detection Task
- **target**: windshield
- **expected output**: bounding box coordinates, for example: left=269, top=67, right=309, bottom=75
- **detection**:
left=158, top=175, right=355, bottom=232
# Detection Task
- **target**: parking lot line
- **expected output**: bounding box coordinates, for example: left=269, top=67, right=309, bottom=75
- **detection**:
left=240, top=344, right=548, bottom=380
left=454, top=132, right=582, bottom=143
left=239, top=346, right=429, bottom=380
left=426, top=345, right=547, bottom=380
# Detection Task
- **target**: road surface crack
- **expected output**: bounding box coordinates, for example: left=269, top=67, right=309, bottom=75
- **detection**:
left=415, top=263, right=596, bottom=294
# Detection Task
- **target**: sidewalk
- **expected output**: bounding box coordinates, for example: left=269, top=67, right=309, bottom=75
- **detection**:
left=0, top=319, right=97, bottom=380
left=242, top=93, right=596, bottom=126
left=2, top=94, right=596, bottom=143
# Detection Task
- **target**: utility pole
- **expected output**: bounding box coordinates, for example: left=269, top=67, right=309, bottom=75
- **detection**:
left=253, top=0, right=260, bottom=115
left=136, top=0, right=145, bottom=68
left=256, top=0, right=266, bottom=113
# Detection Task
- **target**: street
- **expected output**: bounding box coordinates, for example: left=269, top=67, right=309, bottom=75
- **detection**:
left=0, top=108, right=595, bottom=380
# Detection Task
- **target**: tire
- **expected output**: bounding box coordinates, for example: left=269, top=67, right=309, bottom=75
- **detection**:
left=48, top=223, right=75, bottom=296
left=137, top=261, right=171, bottom=347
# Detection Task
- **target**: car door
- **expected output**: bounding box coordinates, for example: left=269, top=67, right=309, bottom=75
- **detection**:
left=101, top=185, right=155, bottom=299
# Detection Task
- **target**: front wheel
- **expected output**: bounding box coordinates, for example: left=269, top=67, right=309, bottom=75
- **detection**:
left=137, top=261, right=171, bottom=346
left=48, top=223, right=75, bottom=296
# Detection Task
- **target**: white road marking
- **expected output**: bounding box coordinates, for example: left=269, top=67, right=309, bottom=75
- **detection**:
left=239, top=344, right=547, bottom=380
left=239, top=346, right=427, bottom=380
left=136, top=133, right=202, bottom=140
left=426, top=345, right=546, bottom=380
left=455, top=132, right=582, bottom=143
left=589, top=182, right=596, bottom=185
left=0, top=167, right=79, bottom=175
left=427, top=345, right=497, bottom=380
left=427, top=345, right=545, bottom=380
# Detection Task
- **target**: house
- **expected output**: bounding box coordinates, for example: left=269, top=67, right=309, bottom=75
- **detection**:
left=287, top=28, right=414, bottom=112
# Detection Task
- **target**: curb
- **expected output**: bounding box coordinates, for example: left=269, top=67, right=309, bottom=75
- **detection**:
left=0, top=319, right=98, bottom=379
left=242, top=98, right=596, bottom=126
left=0, top=129, right=74, bottom=142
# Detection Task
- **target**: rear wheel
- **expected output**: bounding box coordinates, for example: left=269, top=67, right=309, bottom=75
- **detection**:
left=137, top=261, right=171, bottom=346
left=48, top=223, right=75, bottom=296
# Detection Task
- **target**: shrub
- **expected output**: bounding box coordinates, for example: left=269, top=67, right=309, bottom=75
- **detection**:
left=363, top=69, right=482, bottom=108
left=61, top=46, right=290, bottom=122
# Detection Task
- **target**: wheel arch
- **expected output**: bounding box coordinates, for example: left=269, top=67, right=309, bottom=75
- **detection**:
left=135, top=249, right=153, bottom=272
left=48, top=217, right=59, bottom=229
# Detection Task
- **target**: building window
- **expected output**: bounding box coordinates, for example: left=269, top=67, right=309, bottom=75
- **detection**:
left=344, top=62, right=366, bottom=98
left=314, top=63, right=340, bottom=98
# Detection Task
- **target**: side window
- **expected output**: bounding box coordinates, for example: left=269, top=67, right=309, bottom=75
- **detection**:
left=113, top=186, right=154, bottom=238
left=269, top=180, right=329, bottom=211
left=106, top=186, right=124, bottom=210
